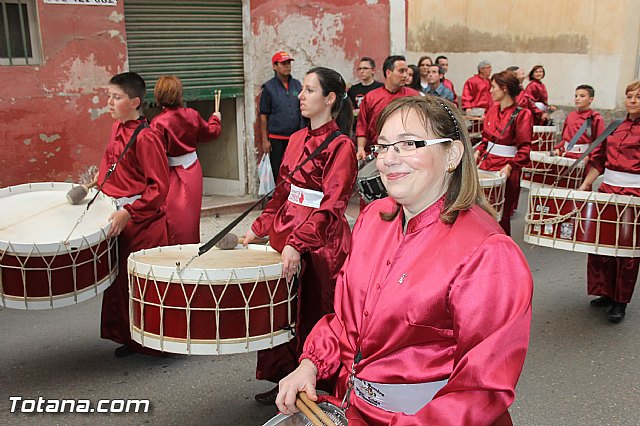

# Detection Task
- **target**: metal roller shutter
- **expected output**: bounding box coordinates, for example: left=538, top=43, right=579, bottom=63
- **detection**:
left=124, top=0, right=244, bottom=101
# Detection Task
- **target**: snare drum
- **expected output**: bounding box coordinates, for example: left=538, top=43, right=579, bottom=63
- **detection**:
left=478, top=170, right=507, bottom=222
left=263, top=401, right=347, bottom=426
left=531, top=125, right=558, bottom=152
left=521, top=151, right=585, bottom=189
left=128, top=244, right=295, bottom=355
left=524, top=187, right=640, bottom=257
left=463, top=116, right=483, bottom=143
left=0, top=182, right=117, bottom=309
left=357, top=160, right=387, bottom=203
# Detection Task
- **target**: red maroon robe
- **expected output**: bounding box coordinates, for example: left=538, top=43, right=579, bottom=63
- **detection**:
left=461, top=74, right=492, bottom=111
left=586, top=116, right=640, bottom=304
left=476, top=103, right=533, bottom=234
left=522, top=80, right=550, bottom=125
left=554, top=109, right=604, bottom=159
left=356, top=86, right=421, bottom=150
left=98, top=118, right=170, bottom=351
left=251, top=120, right=357, bottom=382
left=152, top=107, right=221, bottom=244
left=301, top=197, right=533, bottom=425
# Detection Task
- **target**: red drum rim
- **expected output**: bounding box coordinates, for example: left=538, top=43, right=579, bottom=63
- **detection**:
left=0, top=182, right=115, bottom=255
left=1, top=269, right=116, bottom=309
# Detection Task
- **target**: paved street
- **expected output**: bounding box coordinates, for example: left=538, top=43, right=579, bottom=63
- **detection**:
left=1, top=191, right=639, bottom=425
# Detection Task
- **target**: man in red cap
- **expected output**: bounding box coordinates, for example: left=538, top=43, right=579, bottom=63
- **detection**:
left=259, top=51, right=305, bottom=181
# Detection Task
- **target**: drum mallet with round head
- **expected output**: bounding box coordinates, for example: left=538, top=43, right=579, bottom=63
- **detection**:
left=66, top=180, right=98, bottom=205
left=214, top=233, right=239, bottom=250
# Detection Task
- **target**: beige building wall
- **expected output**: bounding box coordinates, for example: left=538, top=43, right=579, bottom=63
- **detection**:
left=406, top=0, right=640, bottom=110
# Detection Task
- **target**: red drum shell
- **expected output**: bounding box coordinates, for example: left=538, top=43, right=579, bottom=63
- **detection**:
left=521, top=151, right=585, bottom=189
left=128, top=244, right=296, bottom=355
left=0, top=182, right=117, bottom=309
left=524, top=187, right=640, bottom=257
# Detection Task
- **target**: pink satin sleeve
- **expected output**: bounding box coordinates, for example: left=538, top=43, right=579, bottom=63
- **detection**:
left=391, top=234, right=532, bottom=425
left=251, top=173, right=290, bottom=238
left=511, top=109, right=533, bottom=168
left=197, top=113, right=222, bottom=143
left=286, top=137, right=357, bottom=253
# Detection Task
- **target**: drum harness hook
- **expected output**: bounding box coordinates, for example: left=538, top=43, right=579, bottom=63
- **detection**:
left=341, top=349, right=363, bottom=410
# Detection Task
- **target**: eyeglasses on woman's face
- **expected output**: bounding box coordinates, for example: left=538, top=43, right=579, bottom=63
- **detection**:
left=371, top=138, right=452, bottom=158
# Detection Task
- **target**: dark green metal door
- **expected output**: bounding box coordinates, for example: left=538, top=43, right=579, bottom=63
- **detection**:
left=124, top=1, right=244, bottom=101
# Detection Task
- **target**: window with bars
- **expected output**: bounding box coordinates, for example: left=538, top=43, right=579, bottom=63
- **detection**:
left=1, top=0, right=41, bottom=65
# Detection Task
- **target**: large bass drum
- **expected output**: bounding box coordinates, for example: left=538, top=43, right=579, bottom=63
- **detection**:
left=524, top=187, right=640, bottom=257
left=0, top=182, right=117, bottom=309
left=128, top=244, right=296, bottom=355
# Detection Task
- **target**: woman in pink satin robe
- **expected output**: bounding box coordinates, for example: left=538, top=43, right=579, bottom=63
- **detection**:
left=578, top=80, right=640, bottom=323
left=522, top=65, right=556, bottom=125
left=152, top=76, right=222, bottom=245
left=276, top=96, right=533, bottom=425
left=243, top=67, right=357, bottom=402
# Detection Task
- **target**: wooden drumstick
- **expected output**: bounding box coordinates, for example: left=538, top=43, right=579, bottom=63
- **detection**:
left=214, top=89, right=221, bottom=113
left=295, top=397, right=325, bottom=426
left=298, top=392, right=337, bottom=426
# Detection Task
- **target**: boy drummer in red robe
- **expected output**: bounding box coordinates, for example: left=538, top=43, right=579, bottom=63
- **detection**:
left=98, top=72, right=170, bottom=357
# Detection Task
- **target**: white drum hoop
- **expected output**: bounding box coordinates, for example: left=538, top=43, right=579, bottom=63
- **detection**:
left=531, top=125, right=558, bottom=151
left=128, top=244, right=296, bottom=355
left=524, top=187, right=640, bottom=257
left=521, top=151, right=585, bottom=189
left=0, top=182, right=117, bottom=309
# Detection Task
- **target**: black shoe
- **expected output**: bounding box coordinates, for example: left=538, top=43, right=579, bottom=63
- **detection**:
left=114, top=345, right=136, bottom=358
left=254, top=386, right=279, bottom=405
left=590, top=296, right=614, bottom=307
left=606, top=303, right=627, bottom=324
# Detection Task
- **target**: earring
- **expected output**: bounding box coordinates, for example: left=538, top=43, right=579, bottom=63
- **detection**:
left=446, top=162, right=456, bottom=173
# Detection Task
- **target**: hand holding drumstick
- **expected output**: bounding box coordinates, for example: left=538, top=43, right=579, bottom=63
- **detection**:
left=213, top=89, right=222, bottom=119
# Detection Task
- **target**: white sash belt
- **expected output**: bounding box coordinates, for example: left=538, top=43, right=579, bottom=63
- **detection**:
left=487, top=142, right=517, bottom=158
left=115, top=194, right=142, bottom=210
left=354, top=377, right=448, bottom=414
left=288, top=184, right=324, bottom=208
left=603, top=168, right=640, bottom=188
left=564, top=142, right=588, bottom=154
left=534, top=101, right=548, bottom=111
left=168, top=151, right=198, bottom=169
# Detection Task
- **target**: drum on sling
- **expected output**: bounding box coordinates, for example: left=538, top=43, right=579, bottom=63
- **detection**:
left=357, top=159, right=387, bottom=203
left=0, top=182, right=117, bottom=309
left=530, top=125, right=558, bottom=152
left=521, top=151, right=585, bottom=189
left=463, top=116, right=483, bottom=144
left=262, top=401, right=347, bottom=426
left=524, top=187, right=640, bottom=257
left=478, top=170, right=507, bottom=222
left=128, top=244, right=295, bottom=355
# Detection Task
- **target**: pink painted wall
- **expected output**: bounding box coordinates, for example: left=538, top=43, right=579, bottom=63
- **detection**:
left=0, top=2, right=127, bottom=187
left=249, top=0, right=391, bottom=152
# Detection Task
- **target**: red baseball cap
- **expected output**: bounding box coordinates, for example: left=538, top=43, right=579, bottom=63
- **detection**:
left=272, top=51, right=294, bottom=64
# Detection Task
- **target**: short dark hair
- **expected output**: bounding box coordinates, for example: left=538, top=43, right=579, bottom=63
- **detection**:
left=360, top=57, right=376, bottom=69
left=528, top=65, right=545, bottom=81
left=576, top=84, right=595, bottom=98
left=435, top=55, right=448, bottom=64
left=109, top=72, right=146, bottom=109
left=383, top=55, right=406, bottom=77
left=506, top=66, right=520, bottom=72
left=492, top=70, right=522, bottom=99
left=429, top=64, right=445, bottom=75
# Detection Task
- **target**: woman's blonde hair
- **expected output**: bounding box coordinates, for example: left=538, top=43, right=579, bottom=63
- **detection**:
left=626, top=80, right=640, bottom=94
left=154, top=75, right=183, bottom=107
left=375, top=96, right=496, bottom=224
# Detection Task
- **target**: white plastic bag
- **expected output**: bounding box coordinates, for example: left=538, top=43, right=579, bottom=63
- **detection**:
left=258, top=153, right=276, bottom=195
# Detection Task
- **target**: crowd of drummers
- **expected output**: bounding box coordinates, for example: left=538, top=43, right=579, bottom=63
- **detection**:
left=1, top=48, right=638, bottom=424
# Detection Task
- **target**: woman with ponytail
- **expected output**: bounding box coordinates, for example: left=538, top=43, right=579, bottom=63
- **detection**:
left=244, top=67, right=357, bottom=404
